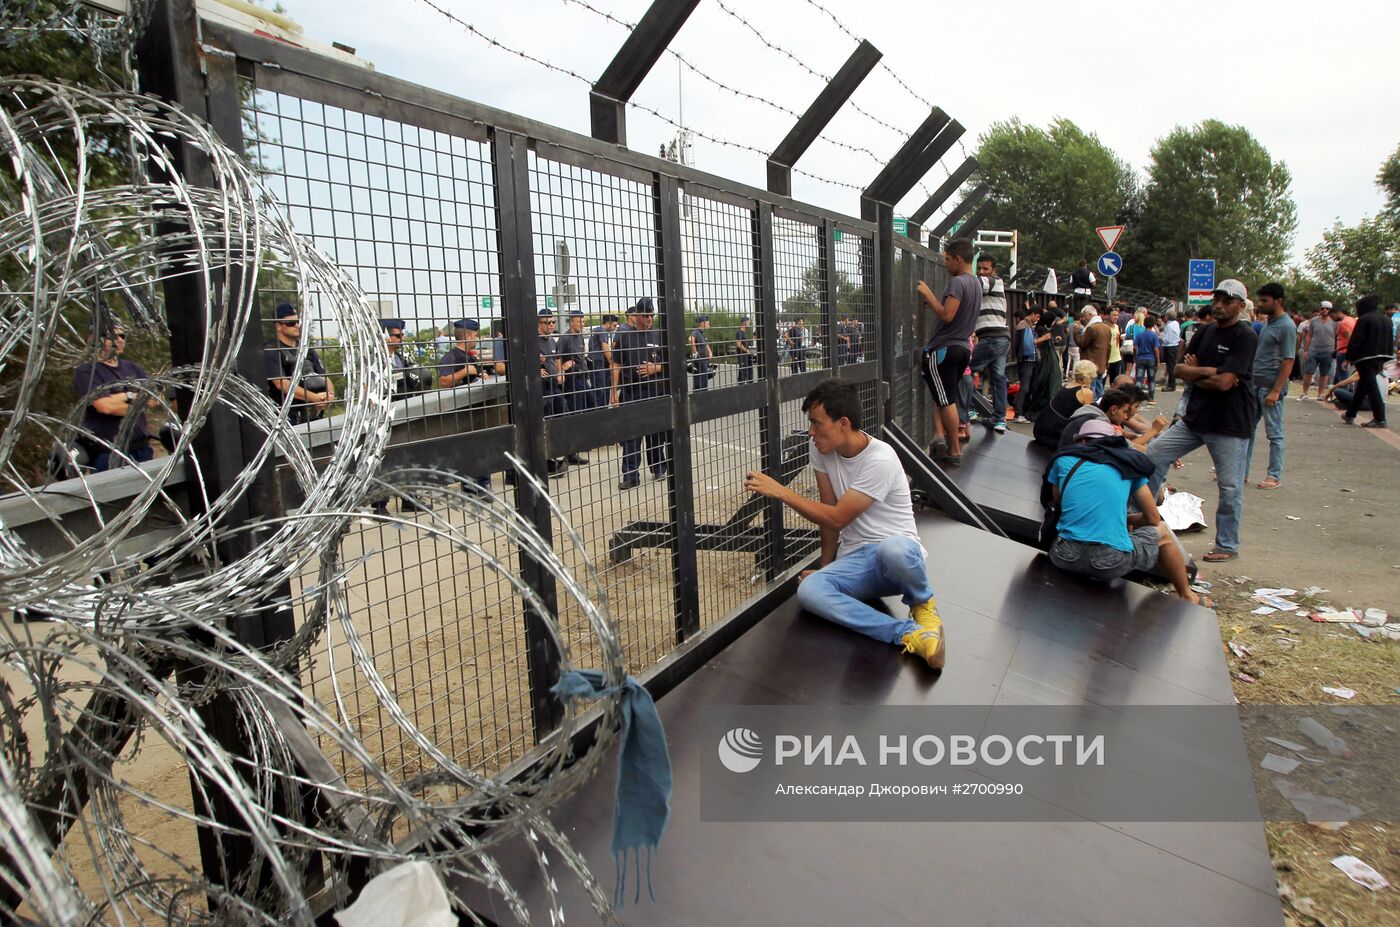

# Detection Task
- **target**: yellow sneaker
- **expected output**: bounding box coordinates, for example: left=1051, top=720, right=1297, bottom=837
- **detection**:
left=909, top=597, right=942, bottom=630
left=900, top=626, right=946, bottom=670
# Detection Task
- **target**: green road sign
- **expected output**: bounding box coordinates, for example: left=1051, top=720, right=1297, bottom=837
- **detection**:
left=545, top=295, right=556, bottom=308
left=833, top=229, right=843, bottom=242
left=893, top=217, right=908, bottom=236
left=480, top=296, right=493, bottom=309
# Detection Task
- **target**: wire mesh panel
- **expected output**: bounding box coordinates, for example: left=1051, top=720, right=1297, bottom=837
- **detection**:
left=772, top=215, right=825, bottom=377
left=547, top=449, right=678, bottom=673
left=689, top=411, right=767, bottom=627
left=294, top=491, right=538, bottom=794
left=679, top=188, right=760, bottom=391
left=777, top=397, right=820, bottom=564
left=243, top=83, right=509, bottom=446
left=832, top=231, right=875, bottom=369
left=527, top=150, right=659, bottom=415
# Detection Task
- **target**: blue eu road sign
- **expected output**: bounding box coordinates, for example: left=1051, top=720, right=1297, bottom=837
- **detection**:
left=1097, top=251, right=1122, bottom=277
left=1188, top=258, right=1216, bottom=291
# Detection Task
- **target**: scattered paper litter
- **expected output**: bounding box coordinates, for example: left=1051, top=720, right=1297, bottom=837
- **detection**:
left=1252, top=606, right=1278, bottom=615
left=1285, top=515, right=1301, bottom=521
left=1361, top=608, right=1388, bottom=627
left=1273, top=779, right=1361, bottom=823
left=1254, top=587, right=1297, bottom=597
left=1322, top=686, right=1356, bottom=700
left=1298, top=718, right=1350, bottom=756
left=1260, top=753, right=1301, bottom=774
left=1351, top=625, right=1375, bottom=640
left=1234, top=671, right=1256, bottom=683
left=1227, top=640, right=1251, bottom=659
left=1312, top=610, right=1356, bottom=623
left=1265, top=737, right=1308, bottom=753
left=1302, top=586, right=1327, bottom=596
left=1159, top=490, right=1207, bottom=532
left=1254, top=593, right=1300, bottom=611
left=1331, top=855, right=1390, bottom=891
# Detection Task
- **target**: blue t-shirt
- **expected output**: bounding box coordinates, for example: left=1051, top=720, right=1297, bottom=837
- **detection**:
left=1132, top=329, right=1161, bottom=362
left=1252, top=314, right=1299, bottom=384
left=1048, top=456, right=1146, bottom=552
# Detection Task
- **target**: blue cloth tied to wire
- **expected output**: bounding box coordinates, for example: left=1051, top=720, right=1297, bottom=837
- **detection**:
left=551, top=669, right=672, bottom=907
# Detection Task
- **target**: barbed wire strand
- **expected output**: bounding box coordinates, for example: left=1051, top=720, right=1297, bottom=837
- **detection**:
left=559, top=0, right=896, bottom=172
left=412, top=0, right=862, bottom=191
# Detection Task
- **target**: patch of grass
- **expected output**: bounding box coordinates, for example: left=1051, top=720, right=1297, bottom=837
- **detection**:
left=1205, top=576, right=1400, bottom=923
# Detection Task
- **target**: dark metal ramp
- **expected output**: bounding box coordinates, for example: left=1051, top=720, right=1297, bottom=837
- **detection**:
left=469, top=511, right=1282, bottom=926
left=942, top=425, right=1053, bottom=543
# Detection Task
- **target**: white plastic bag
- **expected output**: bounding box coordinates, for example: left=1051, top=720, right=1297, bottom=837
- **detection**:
left=334, top=861, right=456, bottom=927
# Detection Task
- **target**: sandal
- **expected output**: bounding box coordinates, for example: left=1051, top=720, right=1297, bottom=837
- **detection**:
left=1202, top=548, right=1238, bottom=562
left=1256, top=478, right=1281, bottom=490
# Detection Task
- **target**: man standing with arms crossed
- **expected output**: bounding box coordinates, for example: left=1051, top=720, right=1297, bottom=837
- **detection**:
left=1145, top=279, right=1259, bottom=562
left=744, top=379, right=946, bottom=669
left=1246, top=283, right=1295, bottom=490
left=916, top=237, right=981, bottom=466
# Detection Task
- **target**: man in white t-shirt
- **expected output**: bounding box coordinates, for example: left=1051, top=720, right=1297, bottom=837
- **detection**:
left=744, top=380, right=945, bottom=668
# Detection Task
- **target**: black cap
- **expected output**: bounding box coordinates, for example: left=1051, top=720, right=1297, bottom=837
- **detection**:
left=601, top=313, right=619, bottom=323
left=275, top=302, right=298, bottom=320
left=631, top=297, right=655, bottom=315
left=740, top=316, right=751, bottom=323
left=538, top=307, right=555, bottom=317
left=379, top=318, right=406, bottom=331
left=453, top=318, right=480, bottom=331
left=695, top=314, right=710, bottom=323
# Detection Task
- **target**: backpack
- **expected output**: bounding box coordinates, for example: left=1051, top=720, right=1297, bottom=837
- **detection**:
left=1037, top=458, right=1089, bottom=551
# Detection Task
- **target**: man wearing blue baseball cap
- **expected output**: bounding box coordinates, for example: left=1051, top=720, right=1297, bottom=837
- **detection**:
left=688, top=314, right=714, bottom=391
left=735, top=316, right=755, bottom=383
left=380, top=318, right=425, bottom=399
left=612, top=297, right=668, bottom=488
left=538, top=307, right=571, bottom=474
left=264, top=303, right=334, bottom=424
left=556, top=309, right=590, bottom=415
left=437, top=318, right=483, bottom=388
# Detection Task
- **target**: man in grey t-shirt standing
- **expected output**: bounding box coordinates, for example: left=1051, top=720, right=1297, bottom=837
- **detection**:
left=1300, top=301, right=1337, bottom=399
left=916, top=237, right=981, bottom=466
left=1246, top=282, right=1295, bottom=489
left=744, top=379, right=946, bottom=669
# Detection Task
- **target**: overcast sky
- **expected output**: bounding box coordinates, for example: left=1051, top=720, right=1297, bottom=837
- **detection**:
left=272, top=0, right=1398, bottom=270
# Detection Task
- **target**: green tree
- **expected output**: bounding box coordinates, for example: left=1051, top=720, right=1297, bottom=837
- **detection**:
left=780, top=263, right=861, bottom=320
left=972, top=118, right=1139, bottom=282
left=1127, top=120, right=1297, bottom=296
left=1304, top=216, right=1400, bottom=306
left=1278, top=268, right=1330, bottom=317
left=1377, top=142, right=1400, bottom=221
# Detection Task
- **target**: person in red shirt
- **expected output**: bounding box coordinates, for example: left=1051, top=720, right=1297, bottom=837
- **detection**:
left=1332, top=304, right=1356, bottom=379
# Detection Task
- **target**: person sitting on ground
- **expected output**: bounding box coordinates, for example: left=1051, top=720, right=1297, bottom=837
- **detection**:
left=744, top=379, right=947, bottom=669
left=1042, top=418, right=1203, bottom=605
left=1033, top=359, right=1098, bottom=447
left=1109, top=377, right=1169, bottom=448
left=1059, top=386, right=1141, bottom=449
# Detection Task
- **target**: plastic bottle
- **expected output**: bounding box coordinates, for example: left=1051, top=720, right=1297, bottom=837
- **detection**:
left=1297, top=717, right=1350, bottom=757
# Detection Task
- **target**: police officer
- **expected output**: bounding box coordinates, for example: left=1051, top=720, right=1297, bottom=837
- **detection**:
left=835, top=314, right=851, bottom=367
left=586, top=313, right=620, bottom=409
left=437, top=318, right=485, bottom=388
left=381, top=318, right=427, bottom=399
left=556, top=308, right=590, bottom=412
left=735, top=316, right=756, bottom=383
left=538, top=308, right=579, bottom=470
left=611, top=297, right=668, bottom=488
left=688, top=314, right=714, bottom=390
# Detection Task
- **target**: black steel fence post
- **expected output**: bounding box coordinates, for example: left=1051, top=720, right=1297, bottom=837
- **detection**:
left=875, top=206, right=895, bottom=425
left=822, top=219, right=838, bottom=373
left=756, top=203, right=786, bottom=578
left=492, top=130, right=563, bottom=739
left=657, top=174, right=701, bottom=642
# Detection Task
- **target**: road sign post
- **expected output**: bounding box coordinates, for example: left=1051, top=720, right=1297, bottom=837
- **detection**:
left=1187, top=258, right=1215, bottom=307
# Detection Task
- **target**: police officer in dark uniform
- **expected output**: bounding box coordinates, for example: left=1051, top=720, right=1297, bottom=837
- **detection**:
left=437, top=318, right=486, bottom=388
left=556, top=308, right=590, bottom=412
left=381, top=318, right=427, bottom=399
left=735, top=316, right=755, bottom=383
left=538, top=308, right=580, bottom=470
left=835, top=314, right=851, bottom=367
left=587, top=313, right=620, bottom=409
left=611, top=297, right=668, bottom=489
left=688, top=314, right=714, bottom=390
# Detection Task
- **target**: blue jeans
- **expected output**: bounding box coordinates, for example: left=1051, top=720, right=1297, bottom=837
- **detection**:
left=1246, top=384, right=1286, bottom=481
left=1134, top=361, right=1157, bottom=399
left=970, top=336, right=1009, bottom=421
left=1146, top=421, right=1249, bottom=553
left=795, top=537, right=934, bottom=644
